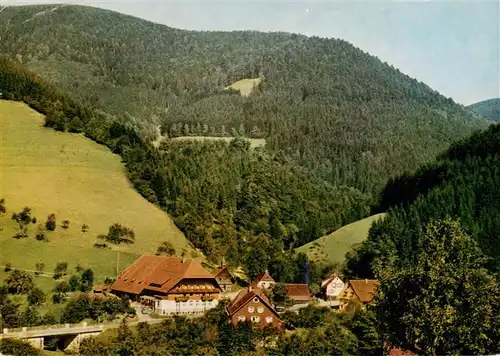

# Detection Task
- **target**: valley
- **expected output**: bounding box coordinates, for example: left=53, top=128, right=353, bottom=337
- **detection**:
left=0, top=99, right=194, bottom=281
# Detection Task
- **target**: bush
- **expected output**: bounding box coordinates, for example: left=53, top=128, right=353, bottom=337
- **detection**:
left=35, top=262, right=45, bottom=275
left=82, top=224, right=89, bottom=232
left=0, top=338, right=43, bottom=356
left=52, top=292, right=67, bottom=304
left=156, top=241, right=176, bottom=256
left=4, top=263, right=12, bottom=272
left=27, top=288, right=46, bottom=306
left=93, top=242, right=109, bottom=249
left=45, top=213, right=56, bottom=231
left=62, top=220, right=70, bottom=229
left=35, top=225, right=47, bottom=242
left=5, top=270, right=35, bottom=294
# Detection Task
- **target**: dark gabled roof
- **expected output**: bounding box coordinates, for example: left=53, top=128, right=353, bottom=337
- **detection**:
left=254, top=270, right=275, bottom=283
left=111, top=255, right=216, bottom=295
left=321, top=273, right=341, bottom=288
left=283, top=284, right=312, bottom=301
left=214, top=266, right=233, bottom=279
left=349, top=279, right=379, bottom=303
left=226, top=287, right=280, bottom=317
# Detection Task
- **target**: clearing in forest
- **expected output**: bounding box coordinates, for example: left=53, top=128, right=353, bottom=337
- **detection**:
left=0, top=100, right=194, bottom=281
left=225, top=77, right=262, bottom=97
left=295, top=213, right=386, bottom=265
left=171, top=136, right=266, bottom=148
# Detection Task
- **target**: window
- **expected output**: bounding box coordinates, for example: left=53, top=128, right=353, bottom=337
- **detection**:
left=257, top=307, right=264, bottom=314
left=238, top=315, right=246, bottom=322
left=251, top=316, right=260, bottom=323
left=248, top=306, right=254, bottom=313
left=253, top=297, right=259, bottom=303
left=265, top=316, right=273, bottom=324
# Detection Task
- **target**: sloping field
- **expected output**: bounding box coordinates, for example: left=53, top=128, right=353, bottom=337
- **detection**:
left=225, top=77, right=262, bottom=97
left=296, top=213, right=386, bottom=265
left=0, top=100, right=193, bottom=280
left=171, top=136, right=266, bottom=148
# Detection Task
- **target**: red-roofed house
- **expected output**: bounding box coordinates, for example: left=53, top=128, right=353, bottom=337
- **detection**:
left=339, top=279, right=379, bottom=310
left=321, top=273, right=345, bottom=302
left=213, top=261, right=235, bottom=292
left=110, top=255, right=221, bottom=315
left=251, top=270, right=276, bottom=290
left=226, top=286, right=284, bottom=330
left=283, top=284, right=312, bottom=305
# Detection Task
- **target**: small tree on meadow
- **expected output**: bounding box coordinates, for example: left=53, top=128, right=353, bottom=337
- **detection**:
left=27, top=288, right=46, bottom=306
left=81, top=224, right=89, bottom=233
left=80, top=268, right=94, bottom=292
left=5, top=270, right=35, bottom=294
left=45, top=214, right=56, bottom=231
left=35, top=262, right=45, bottom=276
left=156, top=241, right=176, bottom=256
left=0, top=198, right=6, bottom=214
left=53, top=262, right=68, bottom=279
left=62, top=220, right=70, bottom=229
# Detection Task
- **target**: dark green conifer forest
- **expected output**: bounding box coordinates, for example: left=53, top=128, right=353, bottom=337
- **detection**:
left=0, top=4, right=489, bottom=268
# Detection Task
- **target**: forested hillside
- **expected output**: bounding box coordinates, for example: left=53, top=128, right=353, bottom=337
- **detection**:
left=468, top=98, right=500, bottom=121
left=0, top=4, right=490, bottom=269
left=346, top=123, right=500, bottom=278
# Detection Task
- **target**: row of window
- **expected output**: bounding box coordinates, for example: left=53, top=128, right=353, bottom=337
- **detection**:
left=237, top=315, right=273, bottom=323
left=248, top=306, right=264, bottom=313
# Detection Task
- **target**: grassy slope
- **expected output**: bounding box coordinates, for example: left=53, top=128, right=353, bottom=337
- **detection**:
left=225, top=78, right=262, bottom=97
left=296, top=213, right=386, bottom=265
left=0, top=100, right=193, bottom=280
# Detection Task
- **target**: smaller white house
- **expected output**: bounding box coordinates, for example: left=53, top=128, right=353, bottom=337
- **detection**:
left=252, top=271, right=276, bottom=290
left=321, top=273, right=345, bottom=305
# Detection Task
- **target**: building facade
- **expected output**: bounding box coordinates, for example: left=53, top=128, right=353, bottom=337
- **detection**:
left=110, top=255, right=221, bottom=315
left=339, top=279, right=379, bottom=310
left=213, top=264, right=235, bottom=292
left=252, top=271, right=276, bottom=290
left=226, top=287, right=284, bottom=330
left=321, top=273, right=345, bottom=305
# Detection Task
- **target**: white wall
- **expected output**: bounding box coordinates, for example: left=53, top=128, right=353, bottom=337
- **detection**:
left=155, top=299, right=219, bottom=315
left=325, top=277, right=345, bottom=298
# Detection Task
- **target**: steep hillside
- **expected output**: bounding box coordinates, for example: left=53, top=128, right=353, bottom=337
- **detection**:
left=296, top=213, right=385, bottom=265
left=468, top=98, right=500, bottom=121
left=346, top=123, right=500, bottom=278
left=0, top=5, right=490, bottom=271
left=0, top=99, right=193, bottom=279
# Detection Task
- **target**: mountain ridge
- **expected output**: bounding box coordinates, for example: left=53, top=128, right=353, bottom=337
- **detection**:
left=468, top=98, right=500, bottom=121
left=0, top=4, right=491, bottom=270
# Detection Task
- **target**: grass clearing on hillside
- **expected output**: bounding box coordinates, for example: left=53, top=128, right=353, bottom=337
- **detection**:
left=296, top=213, right=386, bottom=265
left=225, top=77, right=262, bottom=97
left=171, top=136, right=266, bottom=148
left=0, top=100, right=193, bottom=279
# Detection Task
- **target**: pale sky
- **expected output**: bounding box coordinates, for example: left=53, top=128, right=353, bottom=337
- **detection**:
left=1, top=0, right=499, bottom=105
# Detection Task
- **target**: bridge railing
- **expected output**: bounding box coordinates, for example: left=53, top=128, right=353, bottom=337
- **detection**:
left=1, top=321, right=96, bottom=335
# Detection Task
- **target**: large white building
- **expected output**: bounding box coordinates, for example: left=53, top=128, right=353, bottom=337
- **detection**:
left=111, top=255, right=222, bottom=315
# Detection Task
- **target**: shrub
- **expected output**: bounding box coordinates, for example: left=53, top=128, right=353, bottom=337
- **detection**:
left=0, top=198, right=6, bottom=214
left=82, top=224, right=89, bottom=232
left=35, top=225, right=47, bottom=242
left=93, top=242, right=109, bottom=249
left=4, top=263, right=12, bottom=272
left=156, top=241, right=176, bottom=256
left=62, top=220, right=70, bottom=229
left=35, top=262, right=45, bottom=276
left=5, top=270, right=35, bottom=294
left=53, top=262, right=68, bottom=279
left=28, top=288, right=46, bottom=306
left=52, top=292, right=67, bottom=304
left=45, top=213, right=56, bottom=231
